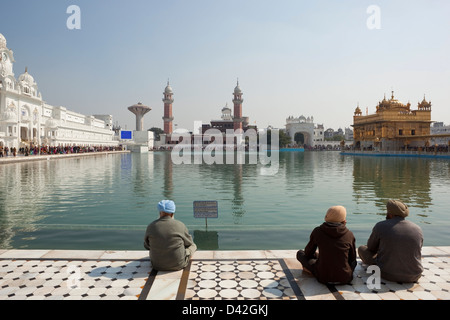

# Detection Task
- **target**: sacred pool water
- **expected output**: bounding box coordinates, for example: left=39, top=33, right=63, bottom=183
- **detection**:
left=0, top=151, right=449, bottom=250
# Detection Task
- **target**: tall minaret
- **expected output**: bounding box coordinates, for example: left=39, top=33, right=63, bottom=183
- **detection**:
left=162, top=80, right=174, bottom=135
left=233, top=79, right=244, bottom=131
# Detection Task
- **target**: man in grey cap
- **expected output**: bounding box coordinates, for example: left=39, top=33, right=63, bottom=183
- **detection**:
left=144, top=200, right=197, bottom=271
left=358, top=199, right=423, bottom=283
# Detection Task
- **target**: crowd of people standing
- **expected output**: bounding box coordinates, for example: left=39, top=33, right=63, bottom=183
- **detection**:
left=0, top=145, right=125, bottom=158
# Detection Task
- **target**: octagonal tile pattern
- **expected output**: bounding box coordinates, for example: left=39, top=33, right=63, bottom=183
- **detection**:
left=184, top=259, right=302, bottom=300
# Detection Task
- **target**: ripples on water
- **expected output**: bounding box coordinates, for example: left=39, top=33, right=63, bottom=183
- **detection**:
left=0, top=151, right=449, bottom=250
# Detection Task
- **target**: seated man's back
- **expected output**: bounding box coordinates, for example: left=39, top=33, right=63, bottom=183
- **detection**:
left=144, top=200, right=197, bottom=271
left=359, top=200, right=423, bottom=283
left=368, top=216, right=423, bottom=282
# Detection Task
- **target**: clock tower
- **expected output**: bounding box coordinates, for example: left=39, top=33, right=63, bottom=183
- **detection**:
left=233, top=80, right=244, bottom=131
left=162, top=80, right=174, bottom=135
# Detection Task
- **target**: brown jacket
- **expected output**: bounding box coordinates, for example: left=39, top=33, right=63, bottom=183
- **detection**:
left=304, top=222, right=357, bottom=284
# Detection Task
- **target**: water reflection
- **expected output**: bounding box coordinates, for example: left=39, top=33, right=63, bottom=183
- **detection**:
left=231, top=164, right=245, bottom=222
left=153, top=151, right=247, bottom=220
left=352, top=157, right=432, bottom=215
left=193, top=230, right=219, bottom=250
left=0, top=162, right=47, bottom=247
left=163, top=152, right=173, bottom=199
left=0, top=155, right=118, bottom=248
left=194, top=154, right=251, bottom=223
left=201, top=162, right=247, bottom=222
left=0, top=152, right=449, bottom=250
left=283, top=152, right=314, bottom=191
left=129, top=152, right=155, bottom=198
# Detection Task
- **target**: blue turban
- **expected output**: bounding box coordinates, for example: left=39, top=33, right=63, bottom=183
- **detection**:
left=157, top=200, right=176, bottom=214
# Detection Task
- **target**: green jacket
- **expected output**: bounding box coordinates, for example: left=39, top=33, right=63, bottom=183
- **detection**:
left=144, top=215, right=197, bottom=271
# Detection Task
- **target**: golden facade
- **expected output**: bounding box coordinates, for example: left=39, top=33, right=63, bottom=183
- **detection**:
left=352, top=91, right=432, bottom=151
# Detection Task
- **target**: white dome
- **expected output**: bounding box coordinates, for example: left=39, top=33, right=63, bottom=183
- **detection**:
left=0, top=33, right=6, bottom=50
left=18, top=68, right=36, bottom=86
left=234, top=83, right=242, bottom=94
left=222, top=103, right=231, bottom=111
left=164, top=80, right=173, bottom=94
left=165, top=84, right=173, bottom=94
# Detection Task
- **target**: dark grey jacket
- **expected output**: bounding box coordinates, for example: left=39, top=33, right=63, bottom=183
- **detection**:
left=367, top=216, right=423, bottom=282
left=144, top=216, right=197, bottom=271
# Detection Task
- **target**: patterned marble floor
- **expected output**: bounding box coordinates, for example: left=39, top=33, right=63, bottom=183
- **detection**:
left=185, top=259, right=300, bottom=300
left=0, top=250, right=149, bottom=300
left=0, top=247, right=449, bottom=300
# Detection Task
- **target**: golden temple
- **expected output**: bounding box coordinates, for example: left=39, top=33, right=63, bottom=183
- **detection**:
left=352, top=91, right=434, bottom=151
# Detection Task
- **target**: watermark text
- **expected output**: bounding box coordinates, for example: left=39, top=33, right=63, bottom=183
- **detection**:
left=67, top=5, right=81, bottom=30
left=366, top=5, right=381, bottom=30
left=170, top=127, right=279, bottom=176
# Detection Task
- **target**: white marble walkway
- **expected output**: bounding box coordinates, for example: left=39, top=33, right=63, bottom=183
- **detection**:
left=0, top=247, right=449, bottom=300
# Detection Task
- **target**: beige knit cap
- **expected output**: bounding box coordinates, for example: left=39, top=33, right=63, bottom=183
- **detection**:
left=325, top=206, right=347, bottom=223
left=386, top=199, right=409, bottom=217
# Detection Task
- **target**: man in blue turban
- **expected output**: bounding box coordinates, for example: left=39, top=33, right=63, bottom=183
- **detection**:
left=144, top=200, right=197, bottom=271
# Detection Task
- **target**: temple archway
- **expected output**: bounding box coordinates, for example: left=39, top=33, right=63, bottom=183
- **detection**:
left=285, top=121, right=315, bottom=147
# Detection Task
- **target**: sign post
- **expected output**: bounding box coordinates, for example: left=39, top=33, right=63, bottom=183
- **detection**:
left=193, top=201, right=218, bottom=228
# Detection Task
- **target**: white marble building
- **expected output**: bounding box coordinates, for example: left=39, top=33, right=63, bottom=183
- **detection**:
left=285, top=115, right=324, bottom=147
left=430, top=122, right=450, bottom=146
left=0, top=33, right=119, bottom=150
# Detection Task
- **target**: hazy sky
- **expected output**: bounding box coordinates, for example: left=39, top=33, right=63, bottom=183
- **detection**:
left=2, top=0, right=450, bottom=132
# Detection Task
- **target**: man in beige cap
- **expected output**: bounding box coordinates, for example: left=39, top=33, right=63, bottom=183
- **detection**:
left=358, top=199, right=423, bottom=283
left=296, top=205, right=357, bottom=284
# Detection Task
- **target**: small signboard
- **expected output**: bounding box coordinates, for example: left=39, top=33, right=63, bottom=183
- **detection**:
left=193, top=201, right=218, bottom=219
left=120, top=131, right=133, bottom=140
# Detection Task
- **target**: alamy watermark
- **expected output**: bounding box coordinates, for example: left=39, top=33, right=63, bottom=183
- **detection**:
left=66, top=5, right=81, bottom=30
left=65, top=5, right=380, bottom=31
left=367, top=5, right=381, bottom=30
left=66, top=265, right=81, bottom=289
left=366, top=265, right=381, bottom=290
left=170, top=126, right=279, bottom=176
